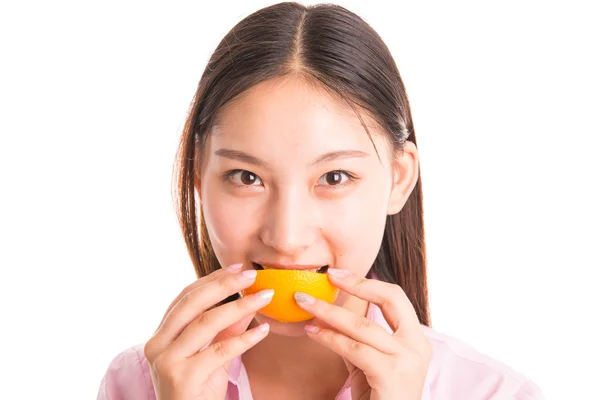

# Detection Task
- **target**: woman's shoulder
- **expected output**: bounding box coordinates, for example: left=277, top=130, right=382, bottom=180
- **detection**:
left=97, top=344, right=155, bottom=400
left=422, top=326, right=544, bottom=399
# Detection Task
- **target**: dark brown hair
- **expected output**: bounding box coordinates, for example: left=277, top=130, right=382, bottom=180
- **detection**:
left=173, top=2, right=430, bottom=326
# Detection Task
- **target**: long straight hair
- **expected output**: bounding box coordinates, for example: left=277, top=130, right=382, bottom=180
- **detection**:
left=173, top=2, right=430, bottom=326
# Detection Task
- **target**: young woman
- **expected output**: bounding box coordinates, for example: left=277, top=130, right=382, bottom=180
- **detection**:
left=98, top=2, right=543, bottom=399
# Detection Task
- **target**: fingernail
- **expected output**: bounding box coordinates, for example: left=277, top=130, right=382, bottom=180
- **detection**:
left=251, top=323, right=270, bottom=339
left=294, top=292, right=316, bottom=305
left=327, top=268, right=351, bottom=278
left=241, top=269, right=257, bottom=279
left=227, top=263, right=244, bottom=271
left=256, top=289, right=274, bottom=300
left=305, top=324, right=321, bottom=334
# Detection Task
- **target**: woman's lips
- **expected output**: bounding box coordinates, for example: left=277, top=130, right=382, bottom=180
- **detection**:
left=252, top=262, right=329, bottom=274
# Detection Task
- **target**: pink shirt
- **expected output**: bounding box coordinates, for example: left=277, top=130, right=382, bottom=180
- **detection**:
left=97, top=303, right=543, bottom=399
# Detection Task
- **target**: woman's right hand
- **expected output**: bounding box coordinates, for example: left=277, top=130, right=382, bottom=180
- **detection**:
left=143, top=263, right=273, bottom=400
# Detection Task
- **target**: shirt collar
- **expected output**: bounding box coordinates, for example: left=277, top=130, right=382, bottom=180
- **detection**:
left=228, top=353, right=243, bottom=385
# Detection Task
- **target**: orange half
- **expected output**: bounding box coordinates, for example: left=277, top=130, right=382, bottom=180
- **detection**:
left=241, top=269, right=339, bottom=323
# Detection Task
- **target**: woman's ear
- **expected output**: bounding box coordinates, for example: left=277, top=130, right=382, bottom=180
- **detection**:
left=387, top=141, right=419, bottom=215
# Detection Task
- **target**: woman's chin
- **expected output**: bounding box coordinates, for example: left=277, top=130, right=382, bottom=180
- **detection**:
left=253, top=312, right=314, bottom=337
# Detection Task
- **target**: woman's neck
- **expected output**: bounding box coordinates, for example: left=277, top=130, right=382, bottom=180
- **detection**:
left=242, top=296, right=370, bottom=398
left=242, top=327, right=348, bottom=399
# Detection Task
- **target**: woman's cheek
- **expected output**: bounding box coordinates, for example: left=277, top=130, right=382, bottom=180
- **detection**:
left=322, top=189, right=388, bottom=275
left=202, top=187, right=260, bottom=261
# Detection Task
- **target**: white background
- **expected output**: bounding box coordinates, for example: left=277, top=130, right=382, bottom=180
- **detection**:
left=1, top=1, right=598, bottom=399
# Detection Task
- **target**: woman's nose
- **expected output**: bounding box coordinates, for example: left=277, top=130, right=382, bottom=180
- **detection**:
left=259, top=188, right=319, bottom=256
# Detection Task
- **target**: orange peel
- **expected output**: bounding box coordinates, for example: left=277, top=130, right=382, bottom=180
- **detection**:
left=241, top=269, right=339, bottom=322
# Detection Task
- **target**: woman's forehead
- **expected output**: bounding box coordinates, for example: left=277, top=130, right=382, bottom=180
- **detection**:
left=209, top=78, right=388, bottom=158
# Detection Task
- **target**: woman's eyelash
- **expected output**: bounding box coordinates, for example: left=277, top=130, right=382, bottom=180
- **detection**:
left=223, top=169, right=359, bottom=186
left=332, top=170, right=358, bottom=180
left=318, top=170, right=359, bottom=187
left=223, top=169, right=262, bottom=186
left=223, top=169, right=242, bottom=179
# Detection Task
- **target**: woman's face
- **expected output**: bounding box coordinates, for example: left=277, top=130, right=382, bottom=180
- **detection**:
left=197, top=77, right=418, bottom=336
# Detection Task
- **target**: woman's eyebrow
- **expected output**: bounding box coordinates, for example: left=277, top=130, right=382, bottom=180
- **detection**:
left=311, top=150, right=369, bottom=165
left=214, top=148, right=369, bottom=167
left=214, top=149, right=268, bottom=168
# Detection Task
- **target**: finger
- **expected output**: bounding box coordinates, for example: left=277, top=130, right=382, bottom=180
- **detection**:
left=304, top=325, right=386, bottom=374
left=294, top=292, right=397, bottom=354
left=169, top=288, right=274, bottom=357
left=212, top=313, right=256, bottom=344
left=207, top=313, right=256, bottom=363
left=151, top=267, right=258, bottom=353
left=326, top=269, right=421, bottom=337
left=189, top=322, right=270, bottom=378
left=155, top=263, right=244, bottom=332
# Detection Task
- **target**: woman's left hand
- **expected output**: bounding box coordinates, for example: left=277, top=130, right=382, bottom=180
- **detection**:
left=294, top=268, right=432, bottom=400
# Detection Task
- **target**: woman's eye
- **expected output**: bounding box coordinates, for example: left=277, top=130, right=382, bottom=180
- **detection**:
left=317, top=170, right=354, bottom=186
left=228, top=170, right=263, bottom=186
